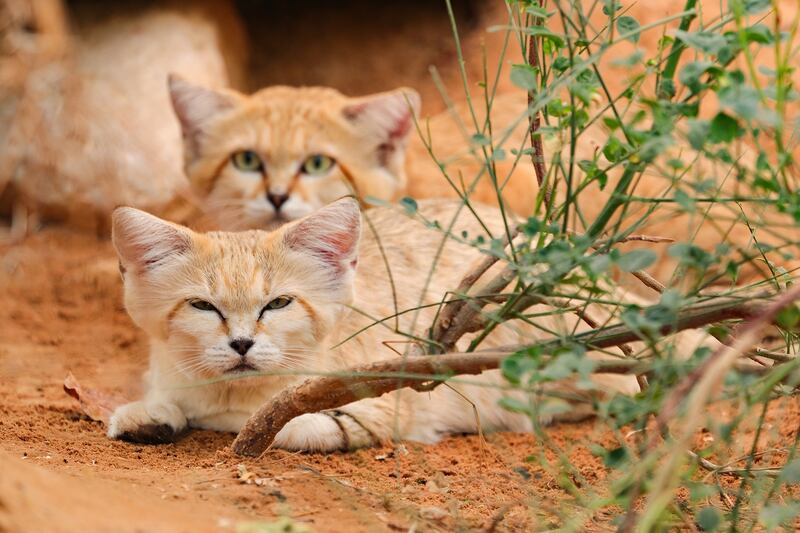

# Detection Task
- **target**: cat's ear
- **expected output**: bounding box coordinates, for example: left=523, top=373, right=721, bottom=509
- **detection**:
left=112, top=207, right=192, bottom=275
left=342, top=88, right=421, bottom=163
left=168, top=74, right=240, bottom=154
left=283, top=197, right=361, bottom=274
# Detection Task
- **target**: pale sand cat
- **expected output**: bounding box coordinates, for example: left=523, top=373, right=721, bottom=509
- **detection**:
left=1, top=1, right=246, bottom=231
left=107, top=198, right=710, bottom=452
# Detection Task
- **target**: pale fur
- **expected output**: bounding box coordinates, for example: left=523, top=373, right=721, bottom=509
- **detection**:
left=108, top=198, right=713, bottom=452
left=1, top=1, right=246, bottom=229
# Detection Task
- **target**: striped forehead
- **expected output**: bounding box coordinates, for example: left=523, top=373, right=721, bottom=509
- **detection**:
left=254, top=107, right=334, bottom=154
left=196, top=233, right=272, bottom=309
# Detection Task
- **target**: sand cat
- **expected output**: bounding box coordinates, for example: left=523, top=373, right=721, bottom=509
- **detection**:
left=106, top=197, right=715, bottom=452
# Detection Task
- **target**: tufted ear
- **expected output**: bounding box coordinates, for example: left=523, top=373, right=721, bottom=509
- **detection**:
left=282, top=197, right=361, bottom=274
left=168, top=74, right=240, bottom=158
left=112, top=207, right=192, bottom=275
left=342, top=88, right=421, bottom=166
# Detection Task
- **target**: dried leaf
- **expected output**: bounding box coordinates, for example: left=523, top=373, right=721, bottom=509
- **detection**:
left=63, top=373, right=128, bottom=424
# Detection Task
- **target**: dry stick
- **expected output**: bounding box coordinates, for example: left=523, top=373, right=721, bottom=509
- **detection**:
left=232, top=292, right=783, bottom=456
left=526, top=1, right=551, bottom=209
left=429, top=227, right=520, bottom=351
left=631, top=270, right=666, bottom=293
left=433, top=265, right=520, bottom=353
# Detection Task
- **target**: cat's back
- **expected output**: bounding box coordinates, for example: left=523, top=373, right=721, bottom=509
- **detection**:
left=345, top=199, right=511, bottom=350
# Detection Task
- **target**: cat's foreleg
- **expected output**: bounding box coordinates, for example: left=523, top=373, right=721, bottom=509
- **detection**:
left=107, top=398, right=188, bottom=444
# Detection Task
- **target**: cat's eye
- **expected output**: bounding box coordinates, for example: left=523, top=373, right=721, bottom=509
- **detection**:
left=190, top=300, right=218, bottom=312
left=301, top=154, right=334, bottom=176
left=232, top=150, right=263, bottom=173
left=260, top=296, right=293, bottom=317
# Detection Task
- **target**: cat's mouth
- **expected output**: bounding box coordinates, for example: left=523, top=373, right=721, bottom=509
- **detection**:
left=226, top=361, right=259, bottom=374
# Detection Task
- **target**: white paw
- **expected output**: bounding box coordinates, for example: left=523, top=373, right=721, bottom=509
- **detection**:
left=273, top=413, right=346, bottom=452
left=107, top=400, right=187, bottom=444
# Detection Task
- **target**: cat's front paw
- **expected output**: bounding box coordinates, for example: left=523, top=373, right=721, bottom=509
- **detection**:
left=108, top=400, right=187, bottom=444
left=274, top=413, right=345, bottom=452
left=273, top=411, right=376, bottom=452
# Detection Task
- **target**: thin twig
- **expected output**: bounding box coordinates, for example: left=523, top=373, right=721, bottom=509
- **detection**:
left=526, top=0, right=551, bottom=210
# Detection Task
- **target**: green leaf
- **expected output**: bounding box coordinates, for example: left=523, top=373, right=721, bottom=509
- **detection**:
left=668, top=243, right=714, bottom=269
left=510, top=64, right=539, bottom=90
left=738, top=0, right=770, bottom=14
left=687, top=119, right=710, bottom=150
left=471, top=133, right=491, bottom=146
left=602, top=136, right=628, bottom=163
left=602, top=446, right=628, bottom=468
left=674, top=29, right=727, bottom=55
left=521, top=26, right=565, bottom=48
left=708, top=112, right=744, bottom=143
left=617, top=250, right=657, bottom=272
left=760, top=503, right=800, bottom=530
left=718, top=83, right=760, bottom=120
left=679, top=60, right=716, bottom=92
left=779, top=458, right=800, bottom=483
left=399, top=197, right=418, bottom=214
left=498, top=397, right=532, bottom=415
left=741, top=24, right=774, bottom=44
left=674, top=189, right=695, bottom=212
left=525, top=5, right=553, bottom=18
left=696, top=506, right=721, bottom=531
left=552, top=56, right=570, bottom=72
left=776, top=304, right=800, bottom=331
left=602, top=0, right=621, bottom=15
left=616, top=16, right=640, bottom=42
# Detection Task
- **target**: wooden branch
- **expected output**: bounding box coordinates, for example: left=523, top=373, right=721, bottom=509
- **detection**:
left=232, top=292, right=783, bottom=456
left=526, top=0, right=551, bottom=209
left=429, top=227, right=520, bottom=353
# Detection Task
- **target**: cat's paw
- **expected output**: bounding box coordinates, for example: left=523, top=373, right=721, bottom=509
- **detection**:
left=107, top=400, right=187, bottom=444
left=273, top=412, right=376, bottom=452
left=274, top=413, right=345, bottom=452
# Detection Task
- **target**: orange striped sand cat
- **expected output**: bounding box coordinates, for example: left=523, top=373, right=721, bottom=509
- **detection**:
left=167, top=78, right=538, bottom=230
left=107, top=197, right=714, bottom=451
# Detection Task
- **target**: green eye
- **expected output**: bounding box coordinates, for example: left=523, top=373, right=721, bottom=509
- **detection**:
left=260, top=296, right=293, bottom=317
left=232, top=150, right=263, bottom=172
left=301, top=154, right=334, bottom=176
left=190, top=300, right=218, bottom=312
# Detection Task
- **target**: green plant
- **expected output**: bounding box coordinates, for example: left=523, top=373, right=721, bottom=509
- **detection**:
left=234, top=1, right=800, bottom=530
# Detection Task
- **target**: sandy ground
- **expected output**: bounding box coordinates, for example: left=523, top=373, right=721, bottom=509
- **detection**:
left=0, top=228, right=637, bottom=532
left=1, top=226, right=799, bottom=532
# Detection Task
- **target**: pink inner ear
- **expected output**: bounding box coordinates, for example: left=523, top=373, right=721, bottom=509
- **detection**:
left=284, top=202, right=361, bottom=274
left=288, top=226, right=357, bottom=273
left=388, top=111, right=412, bottom=141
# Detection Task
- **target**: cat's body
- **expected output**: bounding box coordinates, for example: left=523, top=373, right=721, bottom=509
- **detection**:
left=108, top=198, right=711, bottom=452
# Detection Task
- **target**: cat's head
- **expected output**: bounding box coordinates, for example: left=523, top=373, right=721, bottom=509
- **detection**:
left=112, top=197, right=361, bottom=382
left=168, top=75, right=420, bottom=230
